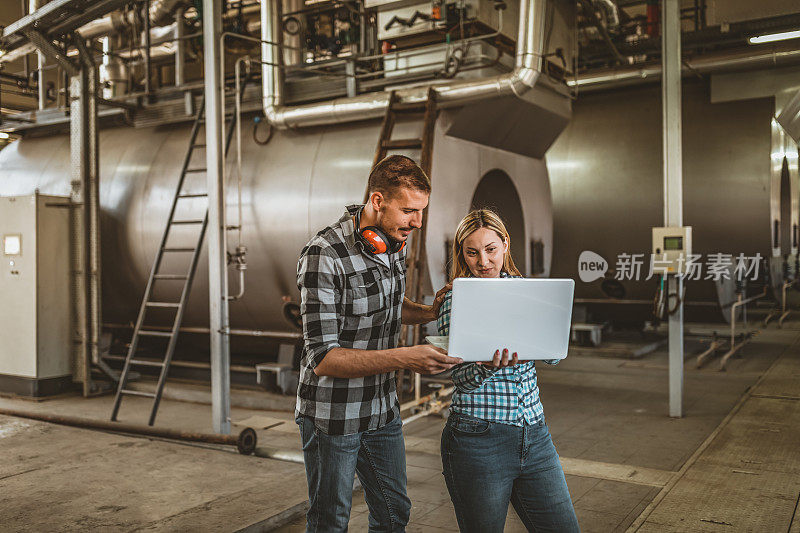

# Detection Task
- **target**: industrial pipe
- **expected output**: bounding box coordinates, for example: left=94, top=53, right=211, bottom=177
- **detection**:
left=114, top=29, right=200, bottom=62
left=570, top=43, right=800, bottom=91
left=29, top=0, right=46, bottom=109
left=0, top=408, right=258, bottom=455
left=77, top=1, right=187, bottom=38
left=578, top=0, right=624, bottom=65
left=261, top=0, right=560, bottom=128
left=174, top=7, right=185, bottom=86
left=0, top=3, right=187, bottom=64
left=400, top=385, right=454, bottom=412
left=149, top=0, right=190, bottom=27
left=252, top=401, right=455, bottom=464
left=103, top=322, right=303, bottom=340
left=593, top=0, right=620, bottom=29
left=144, top=0, right=152, bottom=98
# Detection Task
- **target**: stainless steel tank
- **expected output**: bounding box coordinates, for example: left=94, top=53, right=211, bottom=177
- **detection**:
left=546, top=83, right=781, bottom=321
left=0, top=110, right=554, bottom=332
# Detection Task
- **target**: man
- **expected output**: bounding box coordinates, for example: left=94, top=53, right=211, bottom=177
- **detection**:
left=296, top=154, right=462, bottom=532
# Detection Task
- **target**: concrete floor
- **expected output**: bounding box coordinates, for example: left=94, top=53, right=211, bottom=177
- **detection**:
left=635, top=327, right=800, bottom=532
left=0, top=395, right=307, bottom=532
left=1, top=320, right=798, bottom=532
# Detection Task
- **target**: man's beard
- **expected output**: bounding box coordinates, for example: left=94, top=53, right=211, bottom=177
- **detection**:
left=377, top=212, right=412, bottom=242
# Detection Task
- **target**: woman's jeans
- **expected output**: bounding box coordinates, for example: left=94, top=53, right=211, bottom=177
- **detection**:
left=441, top=412, right=580, bottom=533
left=297, top=415, right=411, bottom=533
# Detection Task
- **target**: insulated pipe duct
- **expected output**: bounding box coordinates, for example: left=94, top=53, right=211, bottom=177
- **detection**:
left=0, top=43, right=37, bottom=64
left=593, top=0, right=620, bottom=29
left=281, top=0, right=304, bottom=67
left=0, top=14, right=138, bottom=64
left=149, top=0, right=190, bottom=27
left=571, top=44, right=800, bottom=91
left=0, top=3, right=186, bottom=64
left=72, top=11, right=179, bottom=41
left=77, top=13, right=125, bottom=40
left=115, top=37, right=179, bottom=61
left=261, top=0, right=554, bottom=128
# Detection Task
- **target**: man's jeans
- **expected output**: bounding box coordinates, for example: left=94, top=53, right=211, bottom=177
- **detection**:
left=441, top=412, right=580, bottom=533
left=297, top=415, right=411, bottom=532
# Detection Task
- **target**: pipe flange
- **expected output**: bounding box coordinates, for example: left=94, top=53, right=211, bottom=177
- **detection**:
left=237, top=427, right=258, bottom=455
left=253, top=116, right=274, bottom=145
left=283, top=16, right=302, bottom=36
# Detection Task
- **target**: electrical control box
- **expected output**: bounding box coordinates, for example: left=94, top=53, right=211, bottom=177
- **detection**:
left=651, top=226, right=692, bottom=275
left=371, top=0, right=575, bottom=78
left=0, top=194, right=72, bottom=396
left=373, top=0, right=519, bottom=43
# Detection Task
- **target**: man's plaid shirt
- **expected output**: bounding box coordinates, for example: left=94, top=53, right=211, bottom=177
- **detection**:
left=437, top=272, right=559, bottom=426
left=296, top=205, right=406, bottom=435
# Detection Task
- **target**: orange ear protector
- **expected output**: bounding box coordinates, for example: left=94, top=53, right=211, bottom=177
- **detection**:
left=360, top=226, right=406, bottom=254
left=354, top=216, right=406, bottom=255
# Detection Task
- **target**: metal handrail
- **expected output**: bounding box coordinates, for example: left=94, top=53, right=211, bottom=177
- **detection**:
left=778, top=279, right=795, bottom=327
left=719, top=287, right=767, bottom=370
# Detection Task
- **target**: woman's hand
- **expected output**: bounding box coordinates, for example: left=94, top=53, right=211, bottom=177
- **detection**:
left=478, top=348, right=520, bottom=368
left=432, top=282, right=453, bottom=316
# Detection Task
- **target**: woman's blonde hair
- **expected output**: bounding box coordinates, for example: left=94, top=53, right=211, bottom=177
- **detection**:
left=450, top=209, right=522, bottom=280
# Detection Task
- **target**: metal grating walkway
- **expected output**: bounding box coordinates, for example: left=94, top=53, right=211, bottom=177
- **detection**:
left=631, top=332, right=800, bottom=532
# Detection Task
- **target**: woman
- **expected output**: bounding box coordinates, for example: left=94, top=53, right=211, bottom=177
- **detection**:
left=437, top=209, right=580, bottom=533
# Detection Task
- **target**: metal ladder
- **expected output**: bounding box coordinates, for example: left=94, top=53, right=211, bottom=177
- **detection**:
left=370, top=88, right=438, bottom=346
left=110, top=92, right=240, bottom=426
left=370, top=89, right=438, bottom=405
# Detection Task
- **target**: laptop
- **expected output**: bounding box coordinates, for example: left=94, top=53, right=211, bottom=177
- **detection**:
left=427, top=278, right=574, bottom=362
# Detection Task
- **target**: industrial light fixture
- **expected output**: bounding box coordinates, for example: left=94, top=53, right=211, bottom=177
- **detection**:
left=749, top=29, right=800, bottom=45
left=0, top=132, right=9, bottom=139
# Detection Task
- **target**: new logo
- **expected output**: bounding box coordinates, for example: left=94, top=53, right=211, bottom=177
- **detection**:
left=578, top=251, right=608, bottom=282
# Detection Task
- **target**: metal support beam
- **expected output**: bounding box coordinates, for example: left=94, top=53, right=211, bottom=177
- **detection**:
left=4, top=0, right=130, bottom=50
left=202, top=0, right=232, bottom=434
left=662, top=0, right=684, bottom=418
left=70, top=68, right=89, bottom=396
left=69, top=39, right=100, bottom=397
left=21, top=28, right=78, bottom=76
left=174, top=6, right=185, bottom=87
left=37, top=51, right=46, bottom=110
left=143, top=0, right=152, bottom=99
left=345, top=60, right=356, bottom=98
left=74, top=34, right=102, bottom=392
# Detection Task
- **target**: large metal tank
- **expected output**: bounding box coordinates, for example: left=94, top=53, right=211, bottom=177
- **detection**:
left=0, top=110, right=553, bottom=333
left=546, top=82, right=781, bottom=322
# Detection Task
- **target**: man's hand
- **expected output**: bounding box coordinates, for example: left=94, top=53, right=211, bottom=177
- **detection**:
left=432, top=282, right=453, bottom=317
left=401, top=345, right=462, bottom=374
left=402, top=283, right=452, bottom=325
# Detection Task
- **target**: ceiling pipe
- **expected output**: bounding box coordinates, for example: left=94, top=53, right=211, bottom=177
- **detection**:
left=578, top=0, right=625, bottom=65
left=261, top=0, right=565, bottom=128
left=148, top=0, right=189, bottom=27
left=593, top=0, right=620, bottom=29
left=0, top=1, right=189, bottom=64
left=571, top=44, right=800, bottom=91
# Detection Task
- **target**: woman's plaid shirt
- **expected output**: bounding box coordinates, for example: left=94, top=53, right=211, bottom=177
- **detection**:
left=296, top=205, right=406, bottom=435
left=437, top=272, right=559, bottom=426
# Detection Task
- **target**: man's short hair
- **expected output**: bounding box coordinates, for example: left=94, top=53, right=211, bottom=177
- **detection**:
left=367, top=155, right=431, bottom=199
